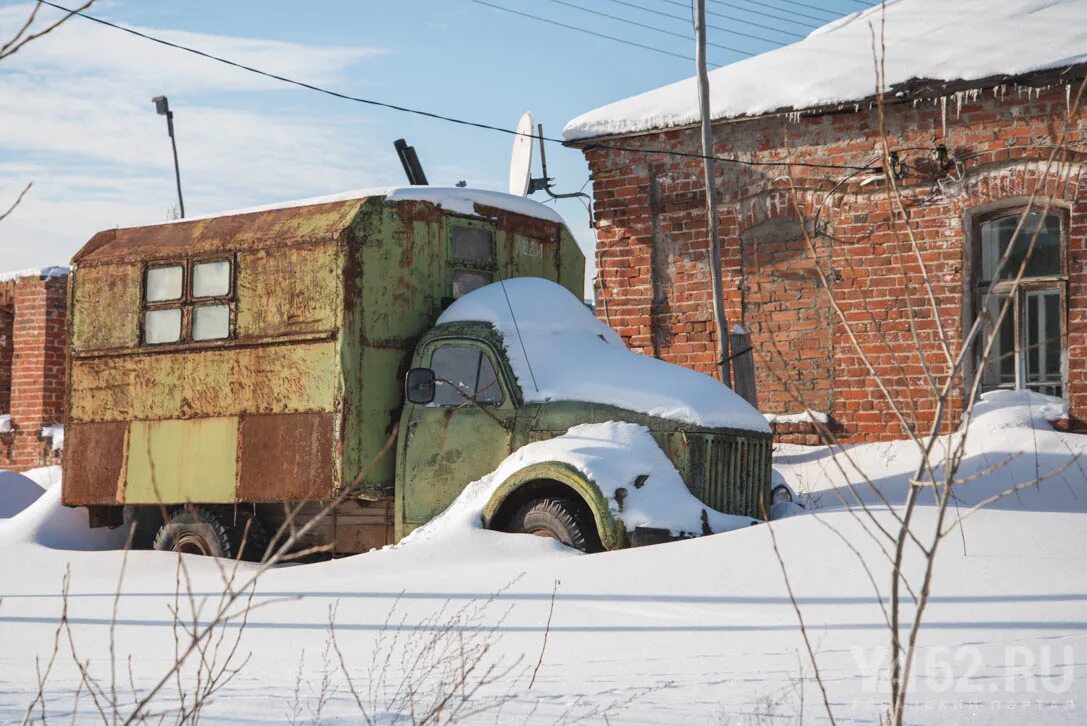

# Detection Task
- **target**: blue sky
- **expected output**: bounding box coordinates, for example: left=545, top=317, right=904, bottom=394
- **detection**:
left=0, top=0, right=867, bottom=289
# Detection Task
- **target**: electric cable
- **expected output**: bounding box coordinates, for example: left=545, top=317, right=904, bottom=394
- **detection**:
left=547, top=0, right=785, bottom=48
left=37, top=1, right=874, bottom=172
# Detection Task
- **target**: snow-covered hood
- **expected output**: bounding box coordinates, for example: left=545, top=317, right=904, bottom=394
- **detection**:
left=436, top=278, right=770, bottom=433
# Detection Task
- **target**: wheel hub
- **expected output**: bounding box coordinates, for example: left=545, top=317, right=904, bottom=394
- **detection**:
left=174, top=531, right=212, bottom=556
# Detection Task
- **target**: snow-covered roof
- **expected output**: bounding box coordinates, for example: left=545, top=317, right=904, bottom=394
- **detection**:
left=151, top=186, right=565, bottom=227
left=564, top=0, right=1087, bottom=141
left=437, top=278, right=770, bottom=432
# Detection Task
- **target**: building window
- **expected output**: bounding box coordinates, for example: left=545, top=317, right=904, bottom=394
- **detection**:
left=972, top=210, right=1065, bottom=397
left=143, top=258, right=234, bottom=345
left=450, top=224, right=495, bottom=299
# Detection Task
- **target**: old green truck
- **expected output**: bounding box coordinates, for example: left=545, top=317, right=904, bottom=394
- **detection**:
left=62, top=187, right=774, bottom=557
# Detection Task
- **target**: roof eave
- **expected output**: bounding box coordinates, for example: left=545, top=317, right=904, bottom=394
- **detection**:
left=565, top=62, right=1087, bottom=148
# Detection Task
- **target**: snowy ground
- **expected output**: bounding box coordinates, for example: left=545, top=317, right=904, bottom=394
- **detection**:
left=1, top=392, right=1085, bottom=724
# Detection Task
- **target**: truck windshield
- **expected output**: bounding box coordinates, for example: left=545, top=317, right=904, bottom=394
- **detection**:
left=431, top=345, right=502, bottom=406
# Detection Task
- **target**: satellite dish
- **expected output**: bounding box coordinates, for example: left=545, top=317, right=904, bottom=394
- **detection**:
left=508, top=111, right=535, bottom=197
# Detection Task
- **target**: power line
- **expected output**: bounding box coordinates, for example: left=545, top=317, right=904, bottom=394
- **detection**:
left=656, top=0, right=809, bottom=37
left=721, top=0, right=834, bottom=24
left=607, top=0, right=807, bottom=36
left=547, top=0, right=785, bottom=49
left=708, top=0, right=832, bottom=26
left=37, top=1, right=873, bottom=173
left=469, top=0, right=715, bottom=63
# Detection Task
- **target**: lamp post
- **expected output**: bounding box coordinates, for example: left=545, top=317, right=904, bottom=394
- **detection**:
left=152, top=95, right=185, bottom=219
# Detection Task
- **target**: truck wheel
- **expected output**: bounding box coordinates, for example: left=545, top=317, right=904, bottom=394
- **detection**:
left=509, top=498, right=598, bottom=553
left=153, top=507, right=268, bottom=561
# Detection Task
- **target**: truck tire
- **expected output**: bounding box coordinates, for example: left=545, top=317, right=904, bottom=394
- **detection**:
left=509, top=498, right=598, bottom=553
left=153, top=507, right=268, bottom=561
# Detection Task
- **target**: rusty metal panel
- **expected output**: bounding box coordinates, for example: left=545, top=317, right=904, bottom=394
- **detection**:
left=124, top=417, right=238, bottom=504
left=71, top=265, right=140, bottom=351
left=236, top=243, right=342, bottom=339
left=62, top=421, right=129, bottom=506
left=72, top=199, right=367, bottom=265
left=69, top=341, right=339, bottom=423
left=237, top=412, right=337, bottom=501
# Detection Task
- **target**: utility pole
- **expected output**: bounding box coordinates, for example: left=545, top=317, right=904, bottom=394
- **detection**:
left=694, top=0, right=731, bottom=386
left=152, top=96, right=185, bottom=219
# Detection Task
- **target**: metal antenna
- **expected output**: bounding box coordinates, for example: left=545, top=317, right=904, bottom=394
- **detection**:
left=499, top=279, right=539, bottom=394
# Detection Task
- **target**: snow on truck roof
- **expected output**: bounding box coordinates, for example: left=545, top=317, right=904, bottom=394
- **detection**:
left=563, top=0, right=1087, bottom=141
left=437, top=278, right=771, bottom=433
left=155, top=186, right=565, bottom=227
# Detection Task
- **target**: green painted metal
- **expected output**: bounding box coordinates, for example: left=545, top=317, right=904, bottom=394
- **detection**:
left=125, top=417, right=238, bottom=504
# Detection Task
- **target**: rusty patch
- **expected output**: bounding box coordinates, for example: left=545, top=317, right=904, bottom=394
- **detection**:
left=237, top=412, right=337, bottom=501
left=72, top=199, right=370, bottom=266
left=62, top=422, right=129, bottom=506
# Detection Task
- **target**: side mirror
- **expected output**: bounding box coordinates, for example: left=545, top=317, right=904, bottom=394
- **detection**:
left=405, top=368, right=436, bottom=404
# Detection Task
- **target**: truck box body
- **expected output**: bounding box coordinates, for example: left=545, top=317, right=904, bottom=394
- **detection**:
left=63, top=190, right=584, bottom=551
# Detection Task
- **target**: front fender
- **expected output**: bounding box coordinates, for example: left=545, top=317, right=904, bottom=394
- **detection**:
left=481, top=461, right=626, bottom=550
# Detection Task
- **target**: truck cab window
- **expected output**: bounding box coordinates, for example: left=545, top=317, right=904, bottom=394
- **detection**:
left=431, top=345, right=502, bottom=406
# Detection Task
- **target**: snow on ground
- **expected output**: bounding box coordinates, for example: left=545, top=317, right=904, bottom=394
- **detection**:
left=439, top=279, right=770, bottom=432
left=563, top=0, right=1087, bottom=141
left=0, top=393, right=1085, bottom=723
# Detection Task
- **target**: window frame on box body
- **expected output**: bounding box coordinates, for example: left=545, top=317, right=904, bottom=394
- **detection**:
left=448, top=219, right=497, bottom=300
left=964, top=200, right=1068, bottom=399
left=140, top=255, right=236, bottom=346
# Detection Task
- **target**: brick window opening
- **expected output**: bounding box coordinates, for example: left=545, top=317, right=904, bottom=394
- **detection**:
left=142, top=258, right=234, bottom=346
left=740, top=218, right=834, bottom=414
left=971, top=210, right=1066, bottom=398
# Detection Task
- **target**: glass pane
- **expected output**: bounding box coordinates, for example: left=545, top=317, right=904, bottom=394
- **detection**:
left=146, top=266, right=183, bottom=302
left=1023, top=290, right=1061, bottom=394
left=475, top=354, right=502, bottom=405
left=451, top=227, right=494, bottom=264
left=978, top=293, right=1016, bottom=391
left=144, top=308, right=181, bottom=344
left=980, top=212, right=1061, bottom=283
left=453, top=269, right=491, bottom=299
left=192, top=260, right=231, bottom=298
left=192, top=304, right=230, bottom=341
left=431, top=346, right=480, bottom=406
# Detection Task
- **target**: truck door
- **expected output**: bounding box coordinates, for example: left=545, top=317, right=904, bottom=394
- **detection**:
left=401, top=341, right=514, bottom=527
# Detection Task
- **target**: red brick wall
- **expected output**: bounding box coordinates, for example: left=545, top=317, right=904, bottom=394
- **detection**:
left=0, top=272, right=68, bottom=470
left=582, top=83, right=1087, bottom=442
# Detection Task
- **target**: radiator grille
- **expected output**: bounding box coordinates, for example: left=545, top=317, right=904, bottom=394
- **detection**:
left=696, top=434, right=772, bottom=520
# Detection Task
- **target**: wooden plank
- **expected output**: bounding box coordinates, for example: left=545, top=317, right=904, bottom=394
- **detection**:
left=731, top=327, right=759, bottom=409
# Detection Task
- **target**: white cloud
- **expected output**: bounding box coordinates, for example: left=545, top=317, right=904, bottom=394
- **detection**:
left=0, top=2, right=398, bottom=270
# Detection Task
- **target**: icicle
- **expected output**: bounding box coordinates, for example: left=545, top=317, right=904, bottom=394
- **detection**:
left=955, top=91, right=963, bottom=119
left=941, top=96, right=947, bottom=137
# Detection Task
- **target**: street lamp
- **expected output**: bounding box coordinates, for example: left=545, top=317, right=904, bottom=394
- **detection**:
left=152, top=95, right=185, bottom=219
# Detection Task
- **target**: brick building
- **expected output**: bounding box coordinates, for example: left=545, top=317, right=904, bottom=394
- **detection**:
left=565, top=0, right=1087, bottom=443
left=0, top=268, right=68, bottom=470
